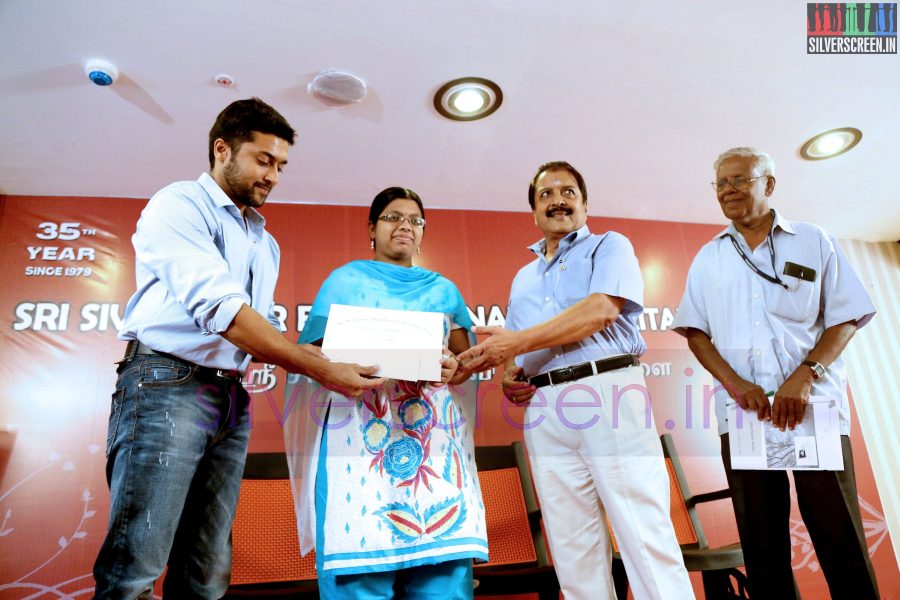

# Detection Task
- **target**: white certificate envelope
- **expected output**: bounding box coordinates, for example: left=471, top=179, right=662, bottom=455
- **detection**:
left=727, top=395, right=843, bottom=471
left=322, top=304, right=443, bottom=382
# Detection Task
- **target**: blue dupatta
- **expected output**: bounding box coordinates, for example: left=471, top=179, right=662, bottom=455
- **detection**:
left=299, top=260, right=473, bottom=345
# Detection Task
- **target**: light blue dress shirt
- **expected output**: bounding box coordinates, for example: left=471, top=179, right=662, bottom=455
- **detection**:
left=505, top=225, right=647, bottom=377
left=672, top=211, right=875, bottom=434
left=119, top=172, right=280, bottom=373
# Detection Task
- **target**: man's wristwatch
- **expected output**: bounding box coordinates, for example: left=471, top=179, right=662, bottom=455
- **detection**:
left=802, top=360, right=826, bottom=381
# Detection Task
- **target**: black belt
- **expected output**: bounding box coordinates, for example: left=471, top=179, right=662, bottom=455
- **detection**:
left=528, top=354, right=639, bottom=388
left=123, top=340, right=242, bottom=382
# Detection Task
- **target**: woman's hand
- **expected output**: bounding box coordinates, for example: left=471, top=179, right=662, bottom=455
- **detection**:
left=436, top=347, right=459, bottom=385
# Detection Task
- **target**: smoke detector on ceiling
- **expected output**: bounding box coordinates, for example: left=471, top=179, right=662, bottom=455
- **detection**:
left=307, top=69, right=368, bottom=106
left=84, top=59, right=119, bottom=86
left=215, top=74, right=235, bottom=87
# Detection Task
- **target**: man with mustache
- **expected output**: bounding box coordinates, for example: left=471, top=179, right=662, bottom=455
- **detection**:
left=672, top=147, right=879, bottom=599
left=459, top=161, right=692, bottom=599
left=93, top=98, right=383, bottom=599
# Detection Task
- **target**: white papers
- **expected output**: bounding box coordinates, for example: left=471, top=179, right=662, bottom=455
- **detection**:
left=322, top=304, right=443, bottom=382
left=728, top=396, right=843, bottom=470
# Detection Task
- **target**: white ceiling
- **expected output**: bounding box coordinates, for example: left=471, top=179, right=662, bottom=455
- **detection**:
left=1, top=0, right=898, bottom=242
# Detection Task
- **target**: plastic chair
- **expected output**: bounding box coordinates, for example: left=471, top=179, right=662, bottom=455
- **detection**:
left=223, top=452, right=318, bottom=598
left=472, top=442, right=560, bottom=600
left=610, top=434, right=749, bottom=599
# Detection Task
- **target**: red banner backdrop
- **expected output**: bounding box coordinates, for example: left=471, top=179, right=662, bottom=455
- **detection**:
left=0, top=195, right=896, bottom=598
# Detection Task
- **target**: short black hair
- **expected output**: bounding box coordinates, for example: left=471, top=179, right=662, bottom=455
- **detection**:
left=208, top=97, right=296, bottom=168
left=368, top=187, right=426, bottom=225
left=528, top=161, right=588, bottom=209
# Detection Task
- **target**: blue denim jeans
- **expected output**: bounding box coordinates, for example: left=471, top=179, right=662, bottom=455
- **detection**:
left=93, top=353, right=250, bottom=599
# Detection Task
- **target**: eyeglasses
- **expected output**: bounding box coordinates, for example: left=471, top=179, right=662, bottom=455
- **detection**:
left=711, top=175, right=767, bottom=192
left=378, top=213, right=426, bottom=227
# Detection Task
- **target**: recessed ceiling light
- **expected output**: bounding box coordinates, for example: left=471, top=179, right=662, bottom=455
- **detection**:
left=434, top=77, right=502, bottom=121
left=800, top=127, right=862, bottom=160
left=453, top=89, right=486, bottom=113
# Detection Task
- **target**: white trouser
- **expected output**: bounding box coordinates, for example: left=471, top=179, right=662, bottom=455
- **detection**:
left=522, top=366, right=694, bottom=600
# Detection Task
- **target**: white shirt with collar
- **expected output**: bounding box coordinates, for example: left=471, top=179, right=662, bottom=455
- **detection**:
left=672, top=210, right=875, bottom=434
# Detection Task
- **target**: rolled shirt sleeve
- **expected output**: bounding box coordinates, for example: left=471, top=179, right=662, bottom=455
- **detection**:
left=119, top=173, right=280, bottom=371
left=132, top=189, right=251, bottom=334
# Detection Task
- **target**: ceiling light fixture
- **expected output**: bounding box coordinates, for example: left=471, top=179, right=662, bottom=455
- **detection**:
left=800, top=127, right=862, bottom=160
left=308, top=69, right=368, bottom=106
left=434, top=77, right=502, bottom=121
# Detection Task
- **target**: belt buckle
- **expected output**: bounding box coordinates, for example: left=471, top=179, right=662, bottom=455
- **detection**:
left=551, top=366, right=573, bottom=385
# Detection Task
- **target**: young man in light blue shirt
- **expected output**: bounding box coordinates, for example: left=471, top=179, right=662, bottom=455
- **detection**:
left=93, top=98, right=382, bottom=599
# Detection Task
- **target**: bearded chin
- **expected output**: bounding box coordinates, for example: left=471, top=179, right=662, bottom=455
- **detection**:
left=223, top=161, right=260, bottom=207
left=234, top=190, right=260, bottom=208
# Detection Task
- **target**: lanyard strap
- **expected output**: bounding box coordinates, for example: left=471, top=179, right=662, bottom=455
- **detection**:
left=725, top=232, right=789, bottom=289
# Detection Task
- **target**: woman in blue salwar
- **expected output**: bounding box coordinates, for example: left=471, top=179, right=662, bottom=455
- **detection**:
left=284, top=187, right=486, bottom=599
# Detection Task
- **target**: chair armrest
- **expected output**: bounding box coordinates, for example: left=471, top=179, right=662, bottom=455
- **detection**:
left=685, top=488, right=732, bottom=508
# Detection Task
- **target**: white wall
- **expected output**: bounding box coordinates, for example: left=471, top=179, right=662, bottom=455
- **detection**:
left=841, top=239, right=900, bottom=563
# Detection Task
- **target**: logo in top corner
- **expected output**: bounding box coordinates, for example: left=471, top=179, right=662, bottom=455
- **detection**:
left=807, top=3, right=897, bottom=54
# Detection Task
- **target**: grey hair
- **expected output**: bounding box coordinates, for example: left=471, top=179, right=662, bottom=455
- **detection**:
left=714, top=147, right=775, bottom=177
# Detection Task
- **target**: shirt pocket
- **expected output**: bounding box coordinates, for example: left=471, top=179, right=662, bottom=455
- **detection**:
left=558, top=257, right=594, bottom=307
left=767, top=277, right=820, bottom=322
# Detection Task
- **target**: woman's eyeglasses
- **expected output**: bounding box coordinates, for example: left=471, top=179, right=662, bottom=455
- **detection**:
left=378, top=213, right=426, bottom=227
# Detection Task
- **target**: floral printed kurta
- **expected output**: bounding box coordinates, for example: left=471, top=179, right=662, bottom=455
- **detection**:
left=313, top=378, right=485, bottom=574
left=283, top=260, right=486, bottom=575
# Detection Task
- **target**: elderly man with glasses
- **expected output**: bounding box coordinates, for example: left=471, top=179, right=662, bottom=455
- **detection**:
left=672, top=147, right=879, bottom=599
